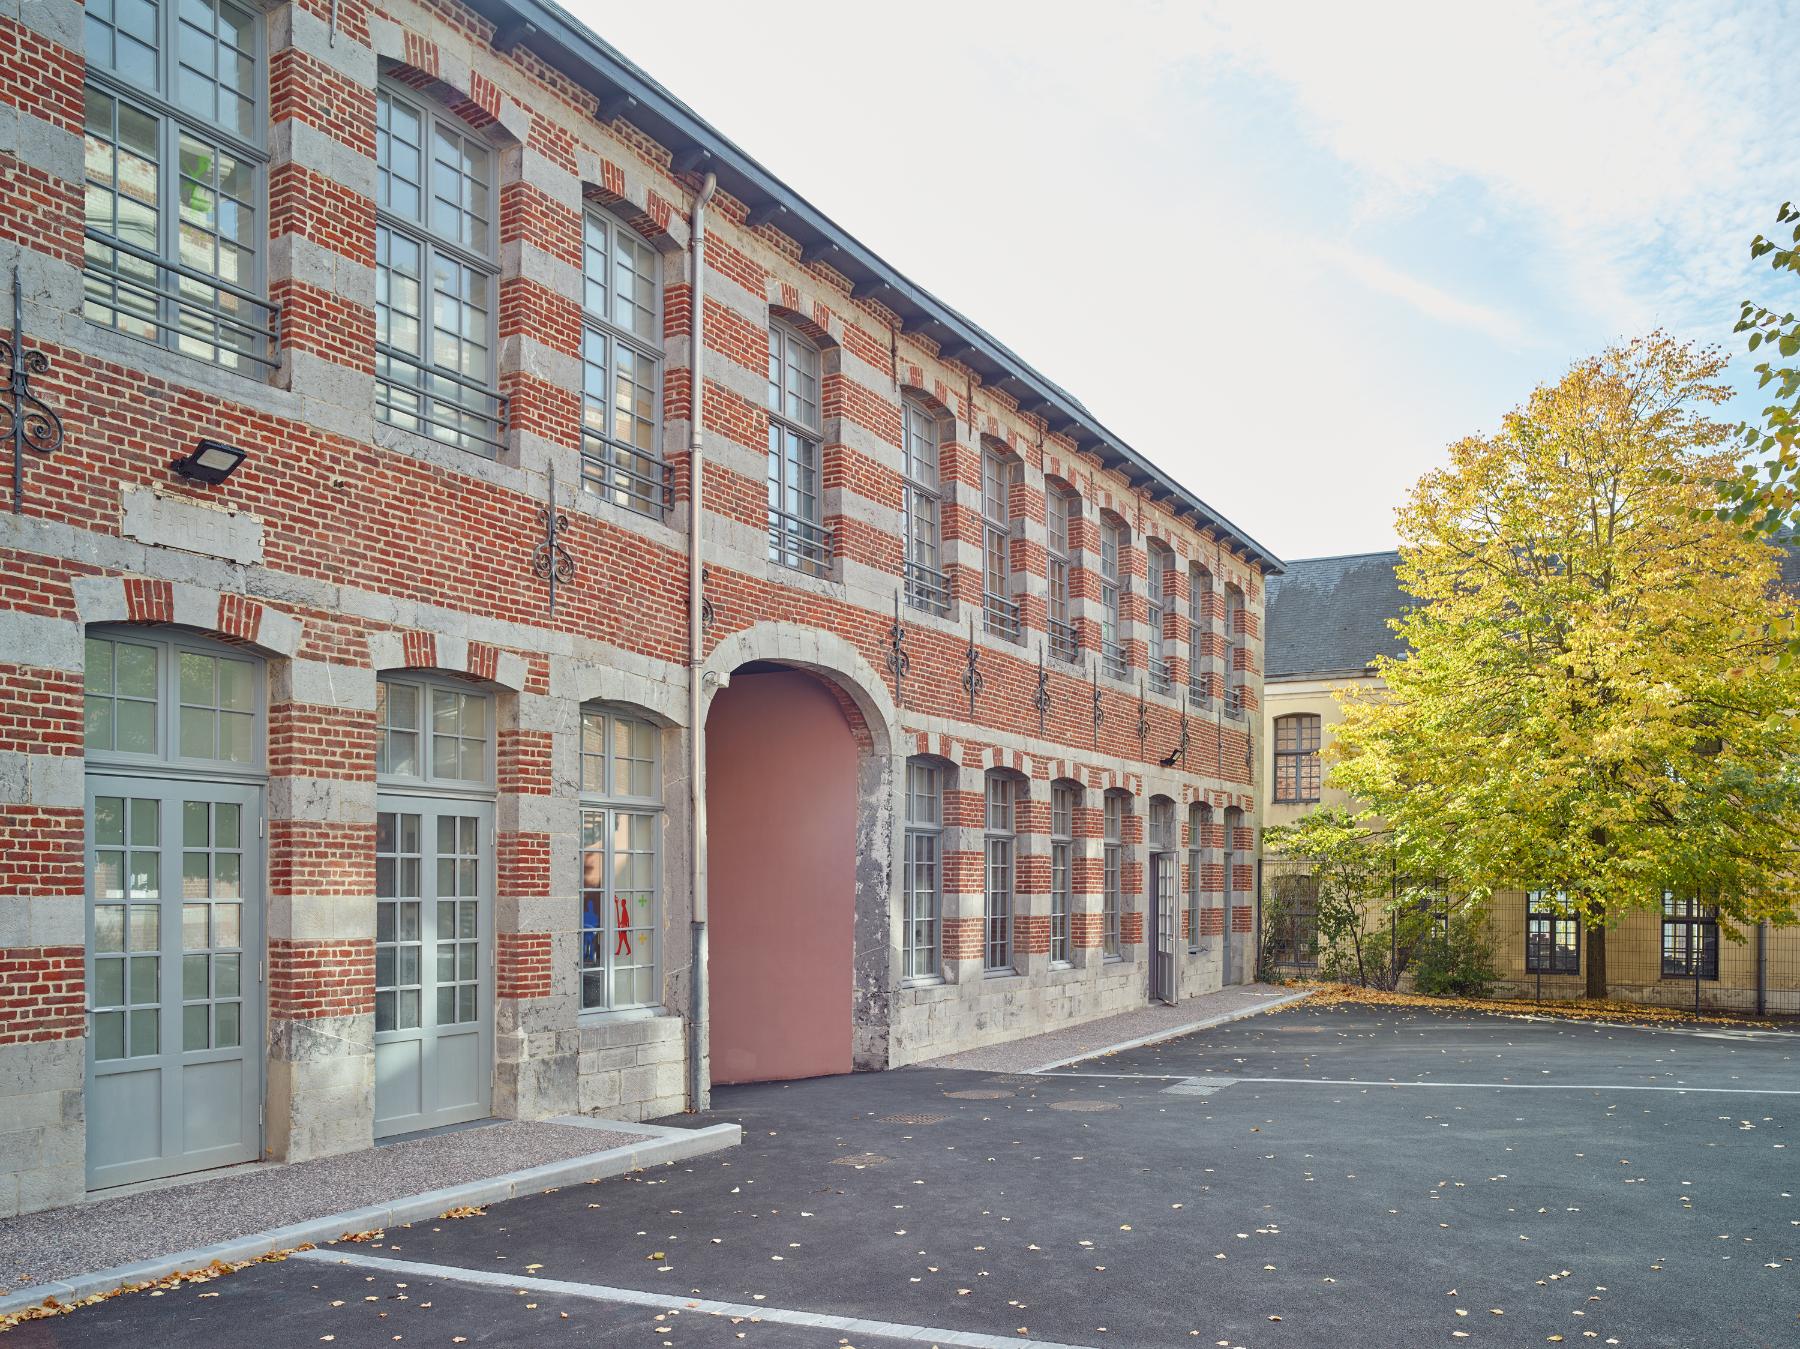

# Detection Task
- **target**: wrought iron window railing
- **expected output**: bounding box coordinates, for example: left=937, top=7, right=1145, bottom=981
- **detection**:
left=376, top=343, right=509, bottom=455
left=1101, top=640, right=1128, bottom=681
left=1149, top=657, right=1172, bottom=696
left=905, top=560, right=951, bottom=615
left=984, top=592, right=1023, bottom=643
left=768, top=506, right=833, bottom=576
left=83, top=228, right=280, bottom=371
left=581, top=434, right=672, bottom=518
left=1189, top=672, right=1214, bottom=707
left=1224, top=683, right=1247, bottom=719
left=1049, top=618, right=1079, bottom=664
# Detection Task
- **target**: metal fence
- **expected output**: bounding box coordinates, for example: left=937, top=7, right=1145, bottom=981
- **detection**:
left=1257, top=857, right=1800, bottom=1020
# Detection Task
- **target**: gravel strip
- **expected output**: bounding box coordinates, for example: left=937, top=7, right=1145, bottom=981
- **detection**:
left=916, top=983, right=1302, bottom=1073
left=0, top=1119, right=645, bottom=1294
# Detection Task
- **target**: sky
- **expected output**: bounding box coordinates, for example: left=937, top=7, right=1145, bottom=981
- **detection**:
left=571, top=0, right=1796, bottom=561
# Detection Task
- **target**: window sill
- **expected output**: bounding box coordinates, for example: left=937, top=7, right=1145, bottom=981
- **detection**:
left=577, top=1005, right=670, bottom=1026
left=981, top=968, right=1023, bottom=982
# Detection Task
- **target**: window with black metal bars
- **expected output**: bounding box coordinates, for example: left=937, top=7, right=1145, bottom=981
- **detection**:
left=1147, top=546, right=1172, bottom=694
left=767, top=321, right=832, bottom=575
left=1046, top=487, right=1079, bottom=663
left=1050, top=782, right=1076, bottom=966
left=902, top=402, right=949, bottom=614
left=981, top=450, right=1022, bottom=642
left=580, top=208, right=670, bottom=517
left=1525, top=890, right=1580, bottom=974
left=1100, top=520, right=1127, bottom=679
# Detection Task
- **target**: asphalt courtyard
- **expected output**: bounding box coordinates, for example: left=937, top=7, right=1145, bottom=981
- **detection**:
left=10, top=1003, right=1795, bottom=1348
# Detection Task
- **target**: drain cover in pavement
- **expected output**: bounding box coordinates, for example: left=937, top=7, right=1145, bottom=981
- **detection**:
left=944, top=1089, right=1015, bottom=1099
left=983, top=1074, right=1038, bottom=1086
left=878, top=1112, right=948, bottom=1125
left=1048, top=1099, right=1121, bottom=1112
left=830, top=1152, right=891, bottom=1167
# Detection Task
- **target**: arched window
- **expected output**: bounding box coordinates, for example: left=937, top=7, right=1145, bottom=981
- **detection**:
left=1147, top=544, right=1172, bottom=694
left=981, top=445, right=1021, bottom=641
left=1050, top=781, right=1078, bottom=966
left=983, top=771, right=1017, bottom=972
left=903, top=757, right=944, bottom=980
left=581, top=206, right=665, bottom=516
left=767, top=319, right=828, bottom=574
left=579, top=706, right=663, bottom=1011
left=1188, top=564, right=1213, bottom=704
left=375, top=81, right=502, bottom=453
left=1046, top=485, right=1079, bottom=662
left=901, top=400, right=949, bottom=614
left=1099, top=517, right=1127, bottom=679
left=1102, top=789, right=1126, bottom=960
left=1273, top=713, right=1322, bottom=803
left=1187, top=800, right=1210, bottom=954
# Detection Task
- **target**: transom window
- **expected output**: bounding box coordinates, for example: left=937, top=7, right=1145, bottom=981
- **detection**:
left=580, top=708, right=662, bottom=1011
left=1274, top=713, right=1322, bottom=803
left=981, top=449, right=1020, bottom=641
left=375, top=84, right=503, bottom=454
left=1526, top=890, right=1579, bottom=974
left=984, top=773, right=1016, bottom=973
left=767, top=321, right=829, bottom=574
left=903, top=758, right=943, bottom=981
left=1047, top=487, right=1078, bottom=663
left=581, top=208, right=666, bottom=516
left=1100, top=519, right=1127, bottom=679
left=84, top=632, right=261, bottom=768
left=82, top=0, right=275, bottom=371
left=1147, top=546, right=1171, bottom=694
left=901, top=401, right=948, bottom=614
left=376, top=677, right=492, bottom=786
left=1050, top=782, right=1076, bottom=966
left=1661, top=893, right=1718, bottom=980
left=1102, top=791, right=1125, bottom=960
left=1188, top=564, right=1213, bottom=704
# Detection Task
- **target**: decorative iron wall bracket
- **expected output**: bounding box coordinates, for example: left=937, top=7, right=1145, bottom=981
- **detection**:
left=1135, top=681, right=1151, bottom=758
left=961, top=618, right=983, bottom=717
left=1090, top=659, right=1103, bottom=750
left=1033, top=642, right=1050, bottom=735
left=886, top=592, right=910, bottom=706
left=530, top=463, right=576, bottom=613
left=1161, top=693, right=1191, bottom=768
left=3, top=271, right=64, bottom=514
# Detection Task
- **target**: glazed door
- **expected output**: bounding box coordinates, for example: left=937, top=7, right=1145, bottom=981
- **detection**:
left=1150, top=851, right=1178, bottom=1005
left=85, top=777, right=264, bottom=1189
left=373, top=799, right=493, bottom=1137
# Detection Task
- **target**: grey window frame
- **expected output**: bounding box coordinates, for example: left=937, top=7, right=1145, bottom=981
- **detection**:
left=83, top=628, right=266, bottom=775
left=1525, top=890, right=1579, bottom=975
left=1100, top=519, right=1127, bottom=679
left=81, top=0, right=275, bottom=373
left=374, top=674, right=495, bottom=792
left=1273, top=713, right=1322, bottom=803
left=1102, top=790, right=1124, bottom=960
left=580, top=206, right=667, bottom=517
left=1147, top=545, right=1171, bottom=694
left=1046, top=486, right=1078, bottom=663
left=981, top=448, right=1021, bottom=641
left=1187, top=801, right=1208, bottom=954
left=766, top=319, right=830, bottom=575
left=578, top=706, right=663, bottom=1014
left=1188, top=563, right=1213, bottom=704
left=1049, top=781, right=1076, bottom=967
left=983, top=772, right=1016, bottom=974
left=902, top=401, right=949, bottom=614
left=1223, top=584, right=1246, bottom=718
left=903, top=757, right=944, bottom=982
left=1661, top=892, right=1719, bottom=980
left=1223, top=805, right=1241, bottom=925
left=374, top=80, right=504, bottom=455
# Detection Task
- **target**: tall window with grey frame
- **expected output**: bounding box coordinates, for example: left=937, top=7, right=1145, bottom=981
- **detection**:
left=582, top=209, right=667, bottom=515
left=767, top=322, right=829, bottom=574
left=375, top=84, right=504, bottom=453
left=984, top=773, right=1016, bottom=972
left=1147, top=547, right=1171, bottom=694
left=1050, top=782, right=1076, bottom=966
left=1047, top=487, right=1078, bottom=662
left=903, top=758, right=942, bottom=981
left=579, top=709, right=660, bottom=1011
left=982, top=450, right=1021, bottom=641
left=82, top=0, right=277, bottom=370
left=1102, top=791, right=1124, bottom=959
left=1188, top=564, right=1213, bottom=704
left=1187, top=801, right=1208, bottom=954
left=1100, top=521, right=1127, bottom=678
left=902, top=403, right=948, bottom=613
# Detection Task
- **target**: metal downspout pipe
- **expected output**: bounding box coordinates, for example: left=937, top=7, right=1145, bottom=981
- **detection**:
left=686, top=172, right=717, bottom=1113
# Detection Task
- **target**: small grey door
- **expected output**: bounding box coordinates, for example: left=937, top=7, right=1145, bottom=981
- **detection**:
left=1150, top=851, right=1178, bottom=1005
left=85, top=776, right=263, bottom=1189
left=374, top=797, right=492, bottom=1137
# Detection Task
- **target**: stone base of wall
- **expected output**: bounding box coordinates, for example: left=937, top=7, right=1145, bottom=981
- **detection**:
left=0, top=1039, right=84, bottom=1219
left=575, top=1014, right=687, bottom=1122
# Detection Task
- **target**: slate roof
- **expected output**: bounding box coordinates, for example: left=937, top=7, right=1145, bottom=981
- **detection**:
left=1264, top=551, right=1410, bottom=679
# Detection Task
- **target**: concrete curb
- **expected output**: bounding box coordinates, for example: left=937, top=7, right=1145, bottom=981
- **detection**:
left=0, top=1121, right=740, bottom=1318
left=1029, top=990, right=1313, bottom=1072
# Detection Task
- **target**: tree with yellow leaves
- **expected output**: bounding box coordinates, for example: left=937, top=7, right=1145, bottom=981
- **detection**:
left=1332, top=335, right=1800, bottom=997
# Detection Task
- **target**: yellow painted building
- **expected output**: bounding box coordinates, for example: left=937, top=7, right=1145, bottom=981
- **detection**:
left=1260, top=552, right=1799, bottom=1016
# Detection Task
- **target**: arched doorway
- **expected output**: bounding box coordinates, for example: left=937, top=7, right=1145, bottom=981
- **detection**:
left=706, top=665, right=858, bottom=1084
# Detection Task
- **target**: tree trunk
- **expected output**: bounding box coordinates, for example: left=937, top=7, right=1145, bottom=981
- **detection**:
left=1585, top=921, right=1608, bottom=1000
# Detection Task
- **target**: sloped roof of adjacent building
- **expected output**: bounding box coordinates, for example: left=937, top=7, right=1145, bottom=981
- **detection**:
left=1264, top=550, right=1409, bottom=678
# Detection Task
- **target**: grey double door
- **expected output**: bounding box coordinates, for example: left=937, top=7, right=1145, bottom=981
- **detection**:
left=85, top=775, right=263, bottom=1190
left=373, top=795, right=493, bottom=1138
left=1150, top=851, right=1178, bottom=1005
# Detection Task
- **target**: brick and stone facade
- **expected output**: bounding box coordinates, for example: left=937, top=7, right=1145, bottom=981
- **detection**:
left=0, top=0, right=1275, bottom=1215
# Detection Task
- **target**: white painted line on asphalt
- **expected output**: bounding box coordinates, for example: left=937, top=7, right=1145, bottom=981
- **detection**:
left=292, top=1248, right=1101, bottom=1349
left=1034, top=1071, right=1800, bottom=1095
